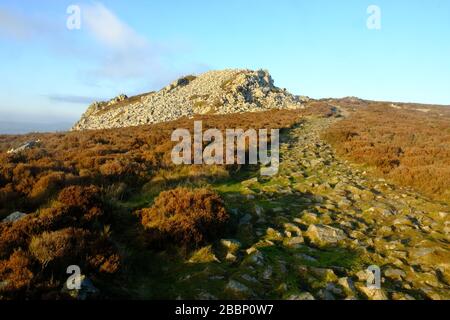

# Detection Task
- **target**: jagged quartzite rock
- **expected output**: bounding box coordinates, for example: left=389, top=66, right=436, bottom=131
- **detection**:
left=384, top=268, right=406, bottom=281
left=356, top=284, right=389, bottom=300
left=310, top=267, right=338, bottom=282
left=225, top=280, right=254, bottom=298
left=283, top=236, right=304, bottom=248
left=2, top=211, right=27, bottom=223
left=283, top=222, right=302, bottom=235
left=286, top=292, right=315, bottom=300
left=225, top=252, right=237, bottom=262
left=265, top=227, right=283, bottom=241
left=338, top=277, right=356, bottom=295
left=305, top=224, right=347, bottom=246
left=188, top=246, right=220, bottom=264
left=220, top=239, right=242, bottom=253
left=7, top=140, right=41, bottom=154
left=72, top=69, right=307, bottom=130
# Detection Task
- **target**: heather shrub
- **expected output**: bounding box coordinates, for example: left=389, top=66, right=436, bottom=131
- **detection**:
left=139, top=187, right=229, bottom=246
left=37, top=205, right=70, bottom=230
left=56, top=185, right=104, bottom=223
left=57, top=185, right=101, bottom=210
left=30, top=172, right=66, bottom=203
left=104, top=182, right=128, bottom=201
left=87, top=252, right=121, bottom=274
left=0, top=250, right=34, bottom=296
left=0, top=184, right=19, bottom=217
left=0, top=107, right=325, bottom=213
left=99, top=160, right=125, bottom=176
left=0, top=107, right=332, bottom=298
left=0, top=214, right=41, bottom=259
left=29, top=228, right=89, bottom=267
left=11, top=163, right=36, bottom=195
left=323, top=103, right=450, bottom=201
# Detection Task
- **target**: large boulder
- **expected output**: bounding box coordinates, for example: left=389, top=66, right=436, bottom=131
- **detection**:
left=2, top=211, right=27, bottom=223
left=7, top=140, right=41, bottom=154
left=225, top=280, right=254, bottom=299
left=107, top=94, right=128, bottom=106
left=305, top=224, right=347, bottom=246
left=355, top=283, right=388, bottom=300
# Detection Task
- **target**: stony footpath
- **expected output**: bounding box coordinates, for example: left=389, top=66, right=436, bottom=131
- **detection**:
left=165, top=113, right=449, bottom=300
left=72, top=69, right=307, bottom=131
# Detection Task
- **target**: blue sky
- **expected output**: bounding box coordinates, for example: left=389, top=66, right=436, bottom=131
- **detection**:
left=0, top=0, right=449, bottom=128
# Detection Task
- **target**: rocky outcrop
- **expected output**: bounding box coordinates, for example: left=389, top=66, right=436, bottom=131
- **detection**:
left=305, top=224, right=347, bottom=246
left=72, top=69, right=307, bottom=131
left=2, top=211, right=27, bottom=223
left=7, top=140, right=41, bottom=154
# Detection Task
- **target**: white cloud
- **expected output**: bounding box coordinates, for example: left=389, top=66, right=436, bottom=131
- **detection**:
left=82, top=2, right=164, bottom=81
left=83, top=2, right=147, bottom=50
left=1, top=3, right=204, bottom=94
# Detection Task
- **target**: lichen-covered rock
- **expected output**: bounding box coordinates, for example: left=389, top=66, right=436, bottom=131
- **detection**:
left=309, top=267, right=338, bottom=282
left=188, top=246, right=220, bottom=264
left=220, top=239, right=242, bottom=253
left=384, top=268, right=406, bottom=281
left=283, top=236, right=304, bottom=248
left=265, top=227, right=283, bottom=241
left=356, top=283, right=389, bottom=300
left=305, top=224, right=347, bottom=246
left=225, top=280, right=254, bottom=299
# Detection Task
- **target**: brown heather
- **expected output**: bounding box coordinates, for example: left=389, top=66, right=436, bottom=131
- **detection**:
left=139, top=187, right=229, bottom=246
left=0, top=107, right=330, bottom=299
left=29, top=228, right=90, bottom=267
left=1, top=100, right=449, bottom=300
left=0, top=107, right=329, bottom=217
left=323, top=102, right=450, bottom=201
left=0, top=250, right=34, bottom=295
left=0, top=186, right=119, bottom=299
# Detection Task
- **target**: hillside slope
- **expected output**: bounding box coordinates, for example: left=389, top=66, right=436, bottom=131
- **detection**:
left=323, top=100, right=450, bottom=202
left=1, top=101, right=449, bottom=300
